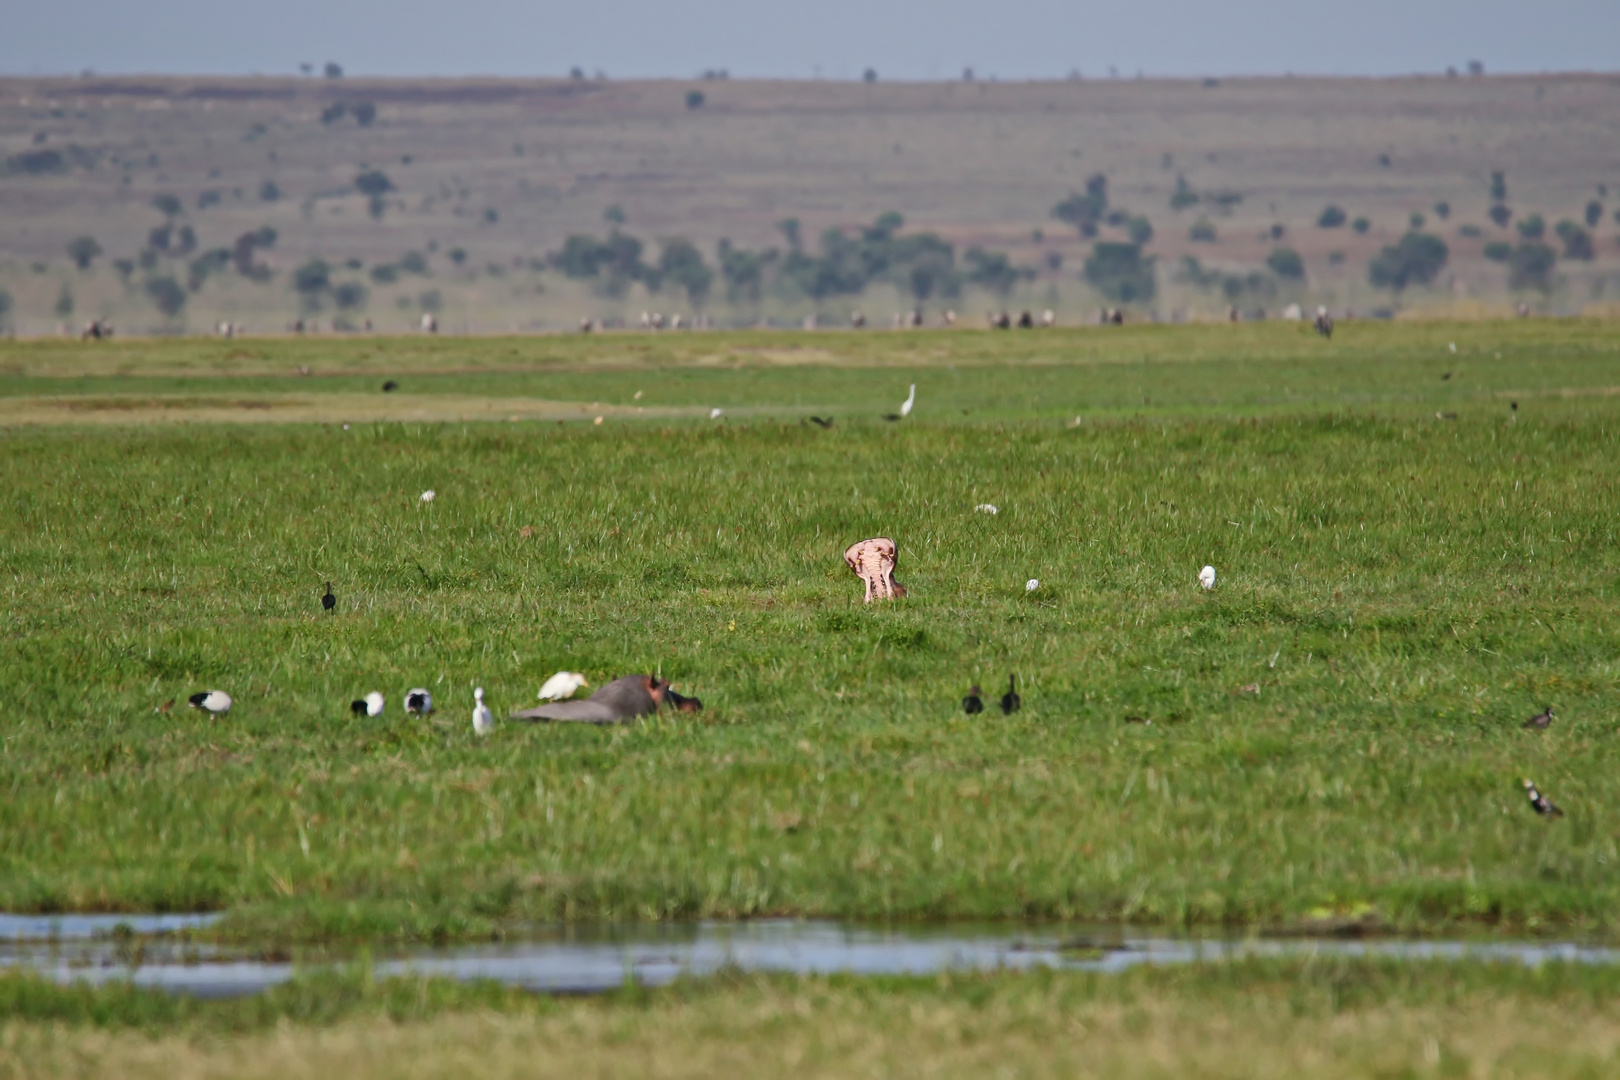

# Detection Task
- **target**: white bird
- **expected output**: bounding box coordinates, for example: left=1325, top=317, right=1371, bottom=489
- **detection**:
left=974, top=504, right=999, bottom=515
left=187, top=690, right=232, bottom=715
left=710, top=408, right=724, bottom=420
left=899, top=384, right=916, bottom=418
left=472, top=687, right=494, bottom=736
left=404, top=688, right=433, bottom=715
left=1199, top=565, right=1217, bottom=590
left=350, top=691, right=385, bottom=717
left=1025, top=579, right=1040, bottom=592
left=537, top=671, right=589, bottom=701
left=419, top=489, right=436, bottom=504
left=1449, top=342, right=1457, bottom=353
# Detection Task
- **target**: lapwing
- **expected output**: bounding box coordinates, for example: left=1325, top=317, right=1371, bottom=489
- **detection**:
left=1522, top=706, right=1555, bottom=730
left=188, top=690, right=232, bottom=715
left=1523, top=778, right=1564, bottom=818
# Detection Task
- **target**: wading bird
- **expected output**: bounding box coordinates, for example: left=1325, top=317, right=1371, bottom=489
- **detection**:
left=405, top=688, right=433, bottom=715
left=350, top=691, right=384, bottom=717
left=537, top=671, right=589, bottom=702
left=899, top=384, right=916, bottom=418
left=1000, top=675, right=1021, bottom=715
left=1523, top=778, right=1563, bottom=817
left=420, top=490, right=435, bottom=504
left=473, top=687, right=494, bottom=736
left=1523, top=706, right=1555, bottom=730
left=1199, top=565, right=1217, bottom=590
left=188, top=690, right=232, bottom=715
left=962, top=686, right=984, bottom=715
left=321, top=582, right=336, bottom=611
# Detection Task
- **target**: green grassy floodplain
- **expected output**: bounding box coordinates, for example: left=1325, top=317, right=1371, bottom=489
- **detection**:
left=2, top=319, right=1620, bottom=948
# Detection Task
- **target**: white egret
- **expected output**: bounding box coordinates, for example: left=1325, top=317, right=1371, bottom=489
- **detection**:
left=537, top=672, right=589, bottom=701
left=1025, top=579, right=1039, bottom=592
left=899, top=384, right=916, bottom=417
left=974, top=504, right=998, bottom=514
left=710, top=408, right=724, bottom=420
left=1199, top=565, right=1217, bottom=590
left=472, top=687, right=494, bottom=736
left=420, top=489, right=436, bottom=504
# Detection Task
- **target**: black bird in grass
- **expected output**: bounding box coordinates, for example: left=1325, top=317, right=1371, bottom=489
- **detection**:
left=1000, top=674, right=1021, bottom=716
left=1441, top=371, right=1452, bottom=381
left=962, top=686, right=984, bottom=715
left=808, top=416, right=834, bottom=428
left=1523, top=778, right=1564, bottom=818
left=382, top=380, right=399, bottom=392
left=1522, top=706, right=1555, bottom=730
left=321, top=582, right=336, bottom=611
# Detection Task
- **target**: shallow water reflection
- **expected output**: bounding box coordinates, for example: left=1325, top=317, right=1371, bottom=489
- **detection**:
left=6, top=918, right=1620, bottom=998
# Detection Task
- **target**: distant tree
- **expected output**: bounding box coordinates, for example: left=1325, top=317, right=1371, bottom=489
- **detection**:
left=144, top=275, right=186, bottom=317
left=775, top=217, right=802, bottom=252
left=863, top=68, right=878, bottom=83
left=1052, top=174, right=1108, bottom=237
left=964, top=248, right=1032, bottom=296
left=570, top=67, right=586, bottom=80
left=353, top=101, right=377, bottom=126
left=1169, top=175, right=1198, bottom=211
left=354, top=169, right=394, bottom=219
left=151, top=193, right=183, bottom=218
left=0, top=289, right=11, bottom=328
left=196, top=189, right=221, bottom=209
left=657, top=238, right=714, bottom=305
left=187, top=248, right=231, bottom=291
left=1483, top=241, right=1513, bottom=262
left=1516, top=213, right=1544, bottom=240
left=685, top=89, right=706, bottom=110
left=604, top=205, right=626, bottom=225
left=482, top=208, right=499, bottom=224
left=1317, top=205, right=1347, bottom=228
left=293, top=259, right=332, bottom=297
left=1432, top=201, right=1450, bottom=219
left=66, top=235, right=102, bottom=270
left=1488, top=170, right=1507, bottom=202
left=1126, top=216, right=1154, bottom=245
left=1083, top=242, right=1156, bottom=303
left=369, top=264, right=399, bottom=284
left=1268, top=223, right=1285, bottom=240
left=1351, top=217, right=1370, bottom=234
left=1487, top=204, right=1512, bottom=229
left=1266, top=247, right=1305, bottom=280
left=1377, top=153, right=1392, bottom=168
left=1409, top=212, right=1425, bottom=229
left=1457, top=224, right=1483, bottom=238
left=1584, top=200, right=1603, bottom=228
left=172, top=225, right=196, bottom=256
left=333, top=282, right=369, bottom=309
left=321, top=102, right=348, bottom=125
left=1188, top=218, right=1217, bottom=242
left=1367, top=231, right=1449, bottom=291
left=418, top=289, right=442, bottom=312
left=1045, top=251, right=1063, bottom=271
left=1468, top=60, right=1484, bottom=76
left=1508, top=242, right=1557, bottom=291
left=259, top=180, right=281, bottom=202
left=112, top=257, right=135, bottom=281
left=716, top=239, right=778, bottom=304
left=54, top=283, right=74, bottom=317
left=1555, top=220, right=1594, bottom=260
left=324, top=62, right=344, bottom=78
left=399, top=250, right=429, bottom=275
left=448, top=247, right=467, bottom=266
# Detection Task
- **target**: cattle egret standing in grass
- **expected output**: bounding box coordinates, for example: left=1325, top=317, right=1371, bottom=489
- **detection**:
left=900, top=384, right=916, bottom=417
left=1449, top=342, right=1457, bottom=353
left=710, top=408, right=724, bottom=420
left=1199, top=565, right=1217, bottom=590
left=975, top=504, right=998, bottom=515
left=350, top=691, right=384, bottom=717
left=188, top=690, right=232, bottom=715
left=473, top=687, right=494, bottom=736
left=538, top=671, right=589, bottom=701
left=420, top=489, right=435, bottom=504
left=405, top=688, right=433, bottom=715
left=1026, top=579, right=1039, bottom=592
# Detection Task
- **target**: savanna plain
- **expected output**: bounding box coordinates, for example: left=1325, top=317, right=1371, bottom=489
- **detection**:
left=3, top=318, right=1620, bottom=1076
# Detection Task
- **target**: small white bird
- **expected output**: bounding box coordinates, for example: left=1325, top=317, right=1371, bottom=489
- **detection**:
left=974, top=504, right=999, bottom=515
left=899, top=384, right=916, bottom=418
left=1025, top=579, right=1040, bottom=592
left=710, top=408, right=724, bottom=420
left=187, top=690, right=232, bottom=715
left=350, top=691, right=385, bottom=717
left=404, top=688, right=433, bottom=715
left=537, top=671, right=589, bottom=702
left=1199, top=565, right=1217, bottom=590
left=1449, top=342, right=1457, bottom=353
left=472, top=687, right=494, bottom=736
left=419, top=489, right=436, bottom=504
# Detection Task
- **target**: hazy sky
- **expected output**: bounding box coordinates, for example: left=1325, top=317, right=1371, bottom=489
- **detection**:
left=4, top=0, right=1617, bottom=81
